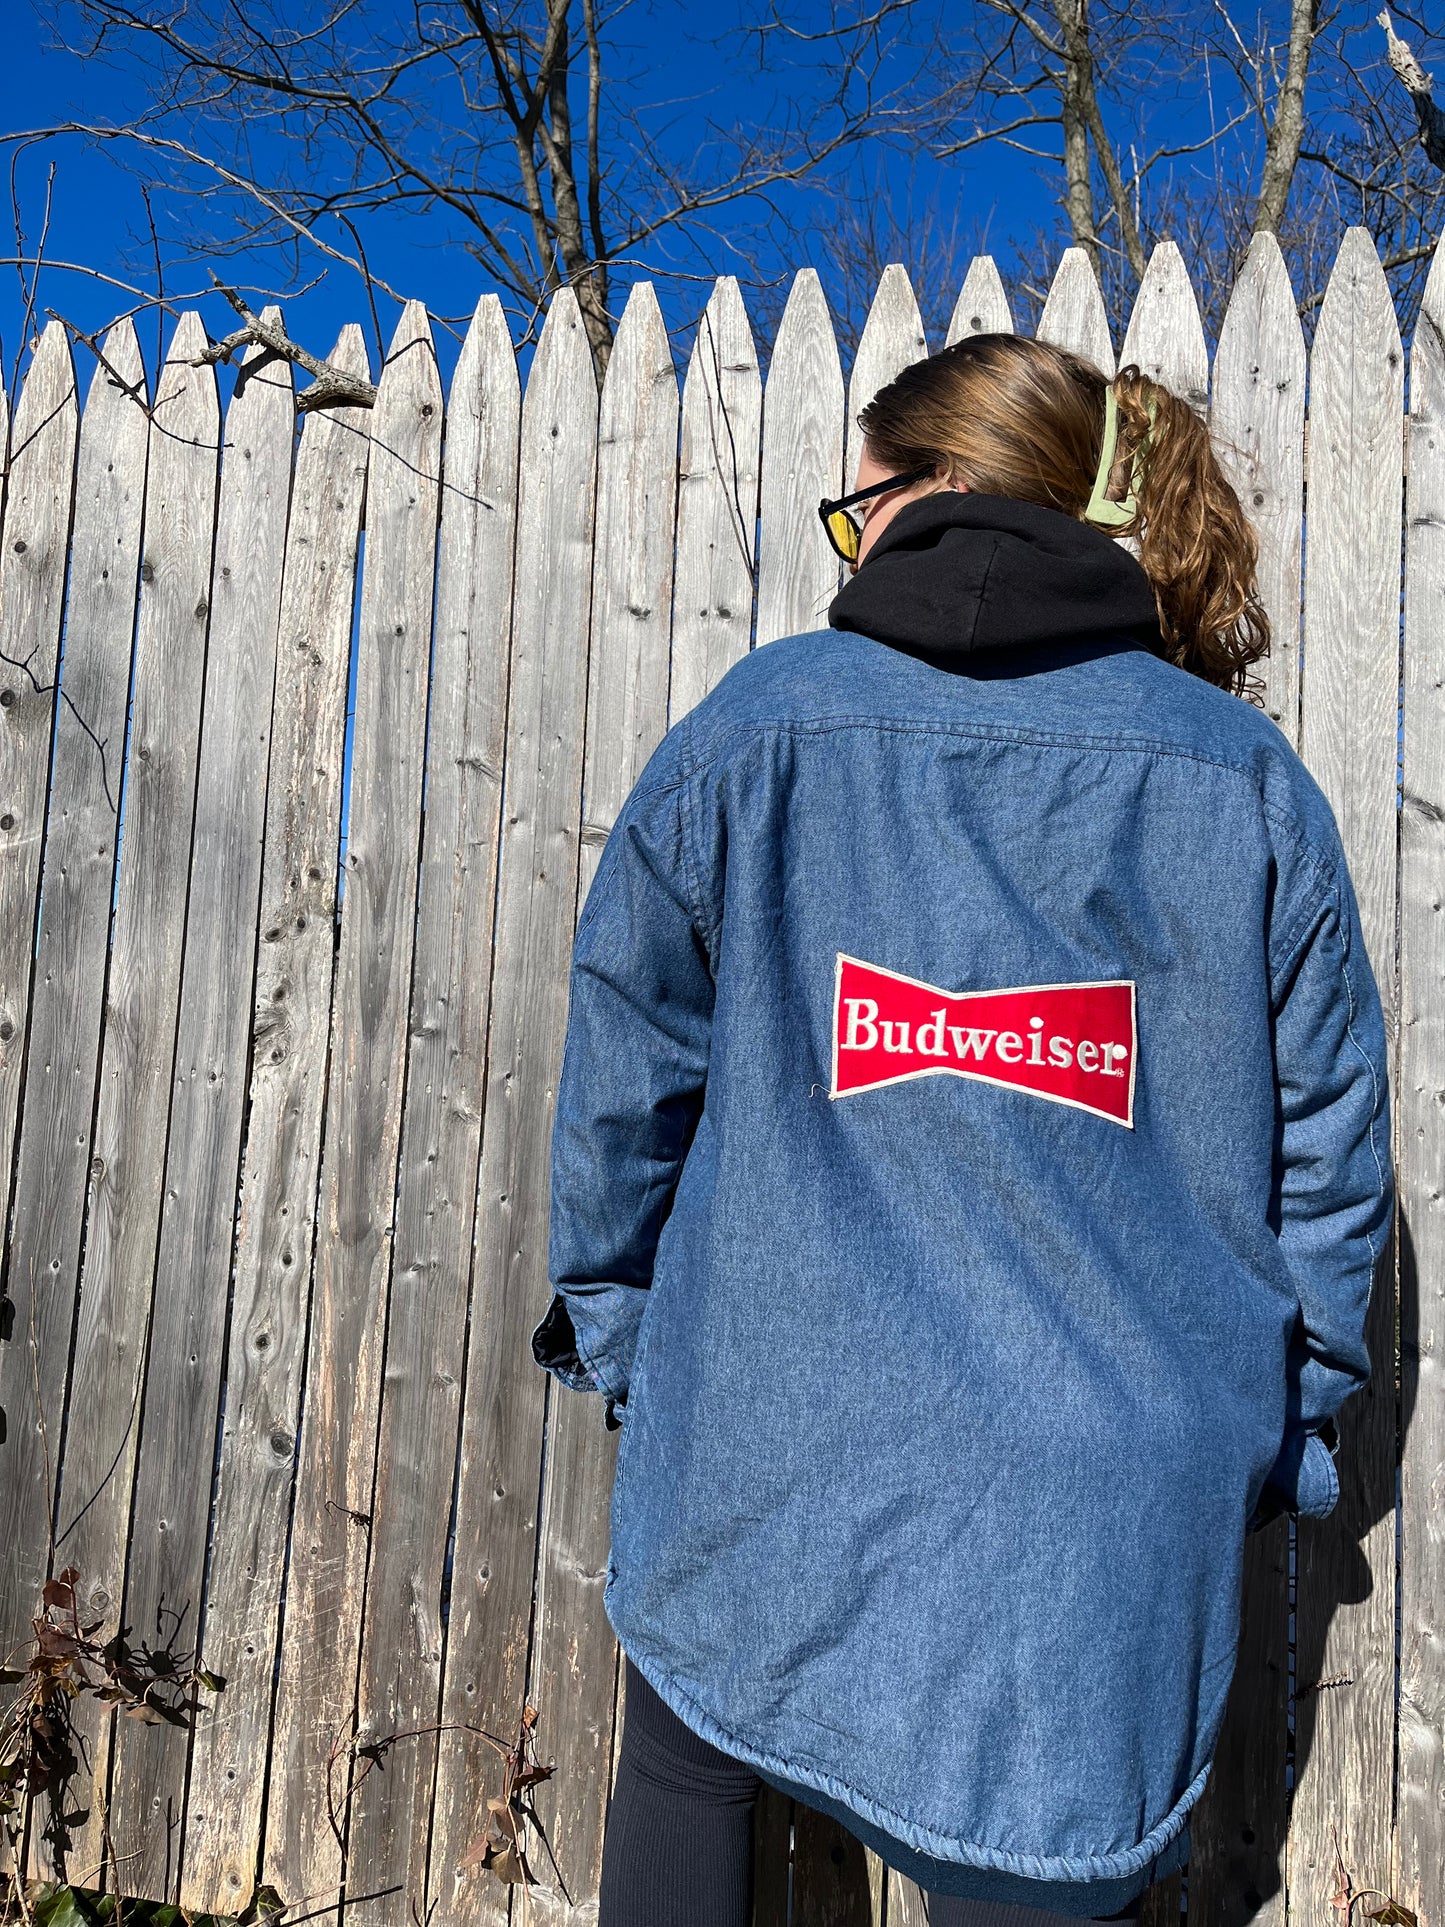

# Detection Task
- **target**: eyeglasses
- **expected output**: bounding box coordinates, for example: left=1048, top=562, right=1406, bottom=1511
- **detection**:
left=817, top=466, right=937, bottom=564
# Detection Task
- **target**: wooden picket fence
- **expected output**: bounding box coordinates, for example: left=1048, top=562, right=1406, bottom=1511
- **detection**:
left=0, top=222, right=1439, bottom=1927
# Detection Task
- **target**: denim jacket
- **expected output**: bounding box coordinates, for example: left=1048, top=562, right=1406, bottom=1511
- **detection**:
left=531, top=495, right=1392, bottom=1911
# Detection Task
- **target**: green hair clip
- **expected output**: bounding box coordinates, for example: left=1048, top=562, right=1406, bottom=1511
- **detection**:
left=1084, top=387, right=1157, bottom=528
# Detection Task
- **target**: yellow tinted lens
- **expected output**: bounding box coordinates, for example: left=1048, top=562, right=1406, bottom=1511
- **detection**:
left=827, top=509, right=860, bottom=560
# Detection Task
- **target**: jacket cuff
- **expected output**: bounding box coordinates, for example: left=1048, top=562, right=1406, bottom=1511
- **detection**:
left=530, top=1288, right=643, bottom=1428
left=1254, top=1419, right=1341, bottom=1526
left=530, top=1292, right=600, bottom=1394
left=1294, top=1428, right=1341, bottom=1517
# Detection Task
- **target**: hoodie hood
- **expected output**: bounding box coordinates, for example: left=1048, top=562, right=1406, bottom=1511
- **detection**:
left=827, top=490, right=1165, bottom=665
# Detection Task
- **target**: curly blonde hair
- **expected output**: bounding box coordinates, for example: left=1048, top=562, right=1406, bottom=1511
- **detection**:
left=856, top=333, right=1270, bottom=700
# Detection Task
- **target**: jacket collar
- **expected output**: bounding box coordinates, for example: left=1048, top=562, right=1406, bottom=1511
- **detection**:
left=827, top=491, right=1166, bottom=669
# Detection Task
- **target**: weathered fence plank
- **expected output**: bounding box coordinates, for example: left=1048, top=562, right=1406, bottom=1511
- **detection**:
left=524, top=278, right=680, bottom=1923
left=669, top=276, right=760, bottom=720
left=845, top=265, right=927, bottom=487
left=1037, top=247, right=1115, bottom=376
left=1119, top=266, right=1212, bottom=1519
left=3, top=322, right=146, bottom=1884
left=1393, top=233, right=1445, bottom=1927
left=1210, top=231, right=1307, bottom=745
left=343, top=293, right=521, bottom=1927
left=1293, top=223, right=1402, bottom=1927
left=0, top=321, right=79, bottom=1703
left=180, top=327, right=372, bottom=1916
left=1188, top=230, right=1306, bottom=1927
left=109, top=324, right=295, bottom=1897
left=429, top=286, right=598, bottom=1927
left=49, top=314, right=220, bottom=1886
left=756, top=268, right=844, bottom=647
left=262, top=302, right=442, bottom=1924
left=946, top=256, right=1013, bottom=345
left=1119, top=240, right=1209, bottom=412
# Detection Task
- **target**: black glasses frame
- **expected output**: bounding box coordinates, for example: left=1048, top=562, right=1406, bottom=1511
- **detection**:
left=817, top=465, right=938, bottom=562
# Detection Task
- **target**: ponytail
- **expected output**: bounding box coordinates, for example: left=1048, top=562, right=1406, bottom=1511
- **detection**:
left=856, top=334, right=1271, bottom=701
left=1104, top=367, right=1270, bottom=700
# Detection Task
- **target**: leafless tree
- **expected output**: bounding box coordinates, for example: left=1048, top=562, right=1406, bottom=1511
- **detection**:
left=773, top=0, right=1445, bottom=346
left=11, top=0, right=1445, bottom=403
left=18, top=0, right=929, bottom=375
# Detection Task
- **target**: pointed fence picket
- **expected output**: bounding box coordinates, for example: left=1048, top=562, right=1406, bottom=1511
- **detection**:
left=526, top=280, right=680, bottom=1923
left=0, top=233, right=1438, bottom=1927
left=0, top=321, right=79, bottom=1693
left=181, top=326, right=372, bottom=1916
left=1397, top=233, right=1445, bottom=1927
left=670, top=275, right=760, bottom=719
left=48, top=315, right=221, bottom=1888
left=109, top=322, right=295, bottom=1898
left=1211, top=233, right=1307, bottom=745
left=263, top=301, right=443, bottom=1927
left=340, top=294, right=520, bottom=1927
left=1120, top=241, right=1210, bottom=411
left=1038, top=245, right=1115, bottom=375
left=428, top=285, right=599, bottom=1927
left=4, top=323, right=145, bottom=1885
left=846, top=263, right=928, bottom=487
left=1292, top=225, right=1403, bottom=1927
left=756, top=268, right=843, bottom=646
left=1190, top=231, right=1306, bottom=1927
left=947, top=255, right=1014, bottom=344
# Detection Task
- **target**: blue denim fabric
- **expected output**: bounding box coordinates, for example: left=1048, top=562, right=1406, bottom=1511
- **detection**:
left=532, top=627, right=1392, bottom=1907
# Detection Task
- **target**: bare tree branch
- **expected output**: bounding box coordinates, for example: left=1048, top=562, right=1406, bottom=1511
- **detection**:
left=1378, top=6, right=1445, bottom=170
left=197, top=276, right=379, bottom=409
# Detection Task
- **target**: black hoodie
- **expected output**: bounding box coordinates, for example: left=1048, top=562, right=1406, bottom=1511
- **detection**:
left=827, top=489, right=1165, bottom=669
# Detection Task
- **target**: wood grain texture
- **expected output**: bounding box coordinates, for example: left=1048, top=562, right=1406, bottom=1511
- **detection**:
left=793, top=297, right=911, bottom=1916
left=180, top=328, right=371, bottom=1916
left=1037, top=248, right=1115, bottom=375
left=845, top=265, right=927, bottom=488
left=1293, top=223, right=1402, bottom=1927
left=261, top=302, right=442, bottom=1922
left=1110, top=238, right=1209, bottom=700
left=109, top=321, right=295, bottom=1898
left=345, top=293, right=520, bottom=1922
left=45, top=314, right=220, bottom=1886
left=524, top=278, right=679, bottom=1925
left=1394, top=233, right=1445, bottom=1927
left=946, top=257, right=1013, bottom=345
left=1188, top=247, right=1304, bottom=1924
left=756, top=268, right=844, bottom=647
left=1210, top=232, right=1306, bottom=745
left=0, top=322, right=78, bottom=1687
left=885, top=1867, right=927, bottom=1926
left=669, top=276, right=760, bottom=721
left=1119, top=241, right=1209, bottom=411
left=0, top=320, right=134, bottom=1694
left=428, top=287, right=597, bottom=1927
left=2, top=324, right=146, bottom=1886
left=791, top=1800, right=883, bottom=1925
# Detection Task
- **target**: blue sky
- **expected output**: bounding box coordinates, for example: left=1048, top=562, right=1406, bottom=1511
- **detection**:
left=2, top=1, right=1437, bottom=404
left=0, top=0, right=1107, bottom=398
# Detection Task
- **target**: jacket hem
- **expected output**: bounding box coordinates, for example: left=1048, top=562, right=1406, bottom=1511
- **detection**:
left=610, top=1611, right=1209, bottom=1883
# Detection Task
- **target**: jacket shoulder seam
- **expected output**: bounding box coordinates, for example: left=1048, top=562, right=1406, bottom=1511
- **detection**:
left=674, top=708, right=716, bottom=958
left=686, top=711, right=1342, bottom=872
left=1266, top=840, right=1345, bottom=1002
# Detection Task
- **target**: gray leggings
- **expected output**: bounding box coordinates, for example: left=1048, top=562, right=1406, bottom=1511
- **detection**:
left=598, top=1656, right=1146, bottom=1926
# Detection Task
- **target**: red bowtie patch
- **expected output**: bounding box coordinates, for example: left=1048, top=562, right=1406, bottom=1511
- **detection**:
left=830, top=953, right=1137, bottom=1128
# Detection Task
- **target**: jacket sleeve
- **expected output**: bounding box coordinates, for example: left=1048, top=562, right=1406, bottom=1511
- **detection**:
left=1249, top=836, right=1393, bottom=1530
left=530, top=747, right=715, bottom=1430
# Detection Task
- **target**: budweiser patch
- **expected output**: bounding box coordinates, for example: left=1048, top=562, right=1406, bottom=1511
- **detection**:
left=830, top=953, right=1137, bottom=1128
